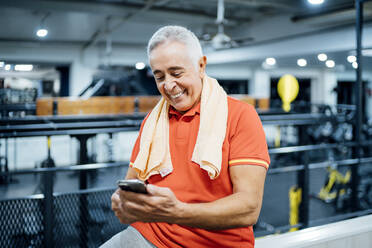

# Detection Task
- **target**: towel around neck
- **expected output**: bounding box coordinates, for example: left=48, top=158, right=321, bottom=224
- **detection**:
left=132, top=75, right=228, bottom=180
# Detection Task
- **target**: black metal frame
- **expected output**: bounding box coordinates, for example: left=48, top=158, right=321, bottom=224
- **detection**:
left=0, top=111, right=350, bottom=139
left=351, top=0, right=365, bottom=211
left=1, top=147, right=371, bottom=243
left=0, top=114, right=145, bottom=138
left=0, top=105, right=370, bottom=244
left=0, top=114, right=143, bottom=246
left=0, top=161, right=129, bottom=247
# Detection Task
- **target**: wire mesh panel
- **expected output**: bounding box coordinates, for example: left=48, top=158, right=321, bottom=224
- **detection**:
left=54, top=188, right=127, bottom=248
left=0, top=188, right=127, bottom=248
left=0, top=197, right=44, bottom=247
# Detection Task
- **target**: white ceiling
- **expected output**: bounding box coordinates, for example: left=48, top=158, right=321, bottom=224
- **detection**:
left=0, top=0, right=371, bottom=68
left=0, top=0, right=361, bottom=44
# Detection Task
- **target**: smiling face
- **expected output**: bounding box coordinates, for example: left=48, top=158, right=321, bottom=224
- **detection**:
left=149, top=41, right=206, bottom=114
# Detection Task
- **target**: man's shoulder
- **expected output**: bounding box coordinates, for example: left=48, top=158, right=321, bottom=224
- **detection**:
left=227, top=96, right=255, bottom=116
left=226, top=96, right=262, bottom=138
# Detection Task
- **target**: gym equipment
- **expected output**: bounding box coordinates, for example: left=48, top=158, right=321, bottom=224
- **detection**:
left=318, top=166, right=351, bottom=205
left=289, top=186, right=302, bottom=232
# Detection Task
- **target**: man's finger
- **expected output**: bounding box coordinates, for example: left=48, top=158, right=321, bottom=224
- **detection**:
left=111, top=192, right=121, bottom=210
left=111, top=191, right=120, bottom=202
left=146, top=184, right=172, bottom=196
left=118, top=189, right=141, bottom=201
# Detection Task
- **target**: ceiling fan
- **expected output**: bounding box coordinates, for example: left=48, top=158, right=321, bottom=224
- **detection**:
left=201, top=0, right=254, bottom=50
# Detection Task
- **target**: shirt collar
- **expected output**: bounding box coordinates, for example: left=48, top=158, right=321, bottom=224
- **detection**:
left=168, top=101, right=201, bottom=118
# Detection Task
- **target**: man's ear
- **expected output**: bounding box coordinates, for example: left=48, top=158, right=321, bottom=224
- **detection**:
left=198, top=56, right=207, bottom=78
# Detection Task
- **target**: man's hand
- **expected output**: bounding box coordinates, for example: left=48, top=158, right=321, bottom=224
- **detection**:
left=113, top=165, right=267, bottom=229
left=111, top=184, right=184, bottom=224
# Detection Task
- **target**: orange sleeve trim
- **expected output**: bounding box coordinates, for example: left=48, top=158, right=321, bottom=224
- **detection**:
left=229, top=158, right=269, bottom=169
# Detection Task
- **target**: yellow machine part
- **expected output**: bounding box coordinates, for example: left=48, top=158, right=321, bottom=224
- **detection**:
left=318, top=167, right=351, bottom=202
left=275, top=126, right=281, bottom=148
left=289, top=186, right=302, bottom=232
left=47, top=136, right=51, bottom=149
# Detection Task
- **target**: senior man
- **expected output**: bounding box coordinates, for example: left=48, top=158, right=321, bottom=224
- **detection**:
left=101, top=25, right=270, bottom=248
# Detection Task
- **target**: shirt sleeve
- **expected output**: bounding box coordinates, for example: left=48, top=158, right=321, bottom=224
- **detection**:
left=228, top=104, right=270, bottom=169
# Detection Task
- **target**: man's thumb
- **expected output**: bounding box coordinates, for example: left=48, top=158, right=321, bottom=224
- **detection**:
left=146, top=184, right=170, bottom=196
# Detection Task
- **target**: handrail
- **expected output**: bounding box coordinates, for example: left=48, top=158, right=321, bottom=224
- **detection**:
left=268, top=156, right=372, bottom=175
left=1, top=156, right=371, bottom=177
left=0, top=161, right=129, bottom=176
left=0, top=119, right=142, bottom=131
left=269, top=141, right=372, bottom=154
left=0, top=126, right=140, bottom=138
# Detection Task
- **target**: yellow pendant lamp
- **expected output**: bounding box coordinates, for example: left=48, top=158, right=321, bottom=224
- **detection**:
left=277, top=74, right=299, bottom=112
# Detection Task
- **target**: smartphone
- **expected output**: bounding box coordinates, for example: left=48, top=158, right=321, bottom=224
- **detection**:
left=117, top=179, right=148, bottom=194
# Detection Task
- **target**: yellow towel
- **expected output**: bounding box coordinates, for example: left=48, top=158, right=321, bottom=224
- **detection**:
left=132, top=75, right=228, bottom=180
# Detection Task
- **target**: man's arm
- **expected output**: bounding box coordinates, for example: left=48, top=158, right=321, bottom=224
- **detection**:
left=125, top=167, right=138, bottom=179
left=177, top=164, right=267, bottom=229
left=114, top=164, right=266, bottom=230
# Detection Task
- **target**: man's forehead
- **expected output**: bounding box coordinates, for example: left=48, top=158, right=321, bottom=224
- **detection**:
left=149, top=41, right=190, bottom=59
left=149, top=45, right=193, bottom=72
left=153, top=66, right=184, bottom=74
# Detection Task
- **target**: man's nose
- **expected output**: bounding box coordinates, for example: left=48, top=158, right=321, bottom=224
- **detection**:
left=163, top=80, right=176, bottom=92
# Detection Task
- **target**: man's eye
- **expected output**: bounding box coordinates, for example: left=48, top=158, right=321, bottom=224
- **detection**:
left=155, top=76, right=164, bottom=81
left=172, top=72, right=182, bottom=77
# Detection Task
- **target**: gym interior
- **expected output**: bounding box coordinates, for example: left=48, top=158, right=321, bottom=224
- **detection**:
left=0, top=0, right=372, bottom=247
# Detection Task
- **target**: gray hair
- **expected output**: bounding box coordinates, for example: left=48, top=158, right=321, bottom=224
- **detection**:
left=147, top=25, right=203, bottom=67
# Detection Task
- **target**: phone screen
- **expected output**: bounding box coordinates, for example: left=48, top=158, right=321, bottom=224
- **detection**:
left=117, top=179, right=148, bottom=194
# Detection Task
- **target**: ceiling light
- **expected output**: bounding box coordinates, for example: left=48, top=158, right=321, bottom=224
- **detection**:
left=347, top=55, right=356, bottom=63
left=36, top=28, right=48, bottom=38
left=317, top=53, right=327, bottom=61
left=135, top=62, right=145, bottom=70
left=308, top=0, right=324, bottom=5
left=352, top=62, right=358, bottom=69
left=262, top=61, right=274, bottom=70
left=0, top=61, right=4, bottom=67
left=297, top=58, right=307, bottom=67
left=4, top=64, right=11, bottom=71
left=15, top=64, right=33, bottom=72
left=36, top=13, right=50, bottom=38
left=265, top=57, right=276, bottom=66
left=325, top=60, right=335, bottom=68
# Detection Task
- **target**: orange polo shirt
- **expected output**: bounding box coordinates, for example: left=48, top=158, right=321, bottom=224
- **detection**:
left=130, top=96, right=270, bottom=248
